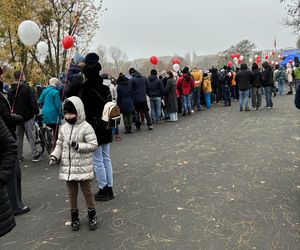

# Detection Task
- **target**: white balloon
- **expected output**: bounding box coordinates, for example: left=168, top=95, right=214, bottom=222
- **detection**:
left=37, top=41, right=48, bottom=55
left=233, top=57, right=238, bottom=62
left=18, top=20, right=41, bottom=46
left=249, top=58, right=253, bottom=63
left=173, top=63, right=180, bottom=72
left=254, top=55, right=258, bottom=59
left=240, top=55, right=244, bottom=61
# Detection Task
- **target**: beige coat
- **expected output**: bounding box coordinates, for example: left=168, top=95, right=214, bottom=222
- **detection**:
left=51, top=96, right=98, bottom=181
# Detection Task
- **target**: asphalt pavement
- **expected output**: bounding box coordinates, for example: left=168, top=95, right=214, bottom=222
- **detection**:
left=1, top=95, right=300, bottom=250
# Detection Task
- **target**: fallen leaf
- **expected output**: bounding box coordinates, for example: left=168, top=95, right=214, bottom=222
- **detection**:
left=177, top=207, right=184, bottom=211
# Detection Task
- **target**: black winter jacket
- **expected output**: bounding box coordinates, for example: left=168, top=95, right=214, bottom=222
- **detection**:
left=129, top=72, right=148, bottom=103
left=117, top=75, right=135, bottom=113
left=236, top=70, right=252, bottom=90
left=79, top=76, right=113, bottom=145
left=261, top=63, right=274, bottom=87
left=0, top=93, right=23, bottom=138
left=147, top=75, right=164, bottom=98
left=7, top=82, right=39, bottom=121
left=0, top=116, right=17, bottom=238
left=251, top=70, right=262, bottom=88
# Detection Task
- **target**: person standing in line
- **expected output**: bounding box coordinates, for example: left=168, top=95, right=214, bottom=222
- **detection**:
left=286, top=63, right=294, bottom=95
left=274, top=65, right=287, bottom=96
left=129, top=68, right=153, bottom=130
left=0, top=88, right=30, bottom=216
left=7, top=71, right=42, bottom=162
left=49, top=97, right=98, bottom=231
left=117, top=73, right=135, bottom=134
left=262, top=61, right=274, bottom=109
left=251, top=63, right=262, bottom=110
left=0, top=116, right=17, bottom=238
left=210, top=66, right=219, bottom=104
left=147, top=69, right=164, bottom=124
left=294, top=63, right=300, bottom=90
left=79, top=53, right=115, bottom=202
left=224, top=67, right=233, bottom=107
left=164, top=71, right=178, bottom=122
left=202, top=73, right=212, bottom=109
left=191, top=66, right=203, bottom=111
left=236, top=63, right=252, bottom=111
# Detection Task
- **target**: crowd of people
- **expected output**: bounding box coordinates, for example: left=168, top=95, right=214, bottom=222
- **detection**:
left=0, top=51, right=299, bottom=236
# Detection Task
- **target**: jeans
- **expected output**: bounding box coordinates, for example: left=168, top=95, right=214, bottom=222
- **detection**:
left=251, top=87, right=262, bottom=108
left=93, top=144, right=113, bottom=189
left=264, top=86, right=273, bottom=107
left=150, top=97, right=162, bottom=122
left=204, top=93, right=211, bottom=109
left=223, top=87, right=231, bottom=105
left=181, top=94, right=192, bottom=113
left=212, top=86, right=219, bottom=103
left=278, top=80, right=285, bottom=95
left=239, top=90, right=250, bottom=109
left=16, top=118, right=39, bottom=159
left=192, top=88, right=201, bottom=110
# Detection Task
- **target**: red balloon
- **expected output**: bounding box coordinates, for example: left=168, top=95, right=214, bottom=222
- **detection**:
left=236, top=53, right=241, bottom=59
left=265, top=55, right=269, bottom=60
left=289, top=60, right=293, bottom=64
left=62, top=36, right=74, bottom=50
left=227, top=61, right=233, bottom=67
left=256, top=58, right=261, bottom=63
left=238, top=59, right=242, bottom=65
left=271, top=51, right=275, bottom=56
left=230, top=54, right=235, bottom=59
left=172, top=58, right=180, bottom=65
left=150, top=56, right=158, bottom=65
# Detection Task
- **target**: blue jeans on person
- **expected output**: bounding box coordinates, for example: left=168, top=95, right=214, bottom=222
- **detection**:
left=193, top=88, right=201, bottom=110
left=150, top=97, right=162, bottom=122
left=93, top=144, right=113, bottom=189
left=181, top=94, right=192, bottom=113
left=264, top=86, right=273, bottom=107
left=223, top=87, right=231, bottom=105
left=278, top=80, right=285, bottom=95
left=239, top=90, right=250, bottom=110
left=204, top=93, right=211, bottom=109
left=212, top=86, right=219, bottom=103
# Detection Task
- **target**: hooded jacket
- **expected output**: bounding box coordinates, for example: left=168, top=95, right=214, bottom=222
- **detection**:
left=191, top=69, right=203, bottom=88
left=176, top=74, right=195, bottom=96
left=117, top=75, right=135, bottom=113
left=236, top=67, right=252, bottom=90
left=261, top=62, right=274, bottom=87
left=286, top=64, right=294, bottom=83
left=50, top=97, right=98, bottom=181
left=7, top=81, right=39, bottom=121
left=274, top=66, right=287, bottom=82
left=147, top=75, right=164, bottom=98
left=129, top=71, right=148, bottom=102
left=202, top=76, right=212, bottom=93
left=0, top=116, right=17, bottom=237
left=251, top=70, right=262, bottom=88
left=39, top=85, right=62, bottom=124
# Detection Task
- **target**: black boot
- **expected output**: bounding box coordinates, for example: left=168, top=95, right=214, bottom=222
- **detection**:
left=94, top=186, right=110, bottom=202
left=128, top=126, right=132, bottom=134
left=87, top=208, right=98, bottom=231
left=125, top=127, right=129, bottom=134
left=106, top=186, right=115, bottom=200
left=71, top=209, right=80, bottom=231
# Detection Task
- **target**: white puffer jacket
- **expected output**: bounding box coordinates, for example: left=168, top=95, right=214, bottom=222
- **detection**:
left=51, top=96, right=98, bottom=181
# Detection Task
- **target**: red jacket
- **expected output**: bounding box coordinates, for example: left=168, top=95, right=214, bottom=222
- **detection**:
left=176, top=74, right=195, bottom=96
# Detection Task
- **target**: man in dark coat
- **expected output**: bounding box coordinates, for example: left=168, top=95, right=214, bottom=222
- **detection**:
left=7, top=71, right=41, bottom=162
left=79, top=53, right=114, bottom=202
left=236, top=63, right=252, bottom=111
left=262, top=61, right=274, bottom=109
left=117, top=73, right=135, bottom=134
left=129, top=68, right=153, bottom=130
left=251, top=63, right=263, bottom=110
left=0, top=116, right=17, bottom=238
left=147, top=69, right=164, bottom=123
left=210, top=66, right=220, bottom=103
left=0, top=88, right=30, bottom=216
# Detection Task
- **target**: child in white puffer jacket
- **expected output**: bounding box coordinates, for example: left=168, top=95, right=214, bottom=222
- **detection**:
left=49, top=96, right=98, bottom=231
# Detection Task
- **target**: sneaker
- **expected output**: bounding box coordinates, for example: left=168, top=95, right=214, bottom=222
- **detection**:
left=245, top=108, right=250, bottom=112
left=32, top=154, right=43, bottom=162
left=13, top=206, right=30, bottom=216
left=148, top=125, right=153, bottom=130
left=270, top=105, right=274, bottom=109
left=191, top=110, right=194, bottom=113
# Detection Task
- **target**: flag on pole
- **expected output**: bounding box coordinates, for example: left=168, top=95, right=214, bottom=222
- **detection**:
left=274, top=37, right=277, bottom=49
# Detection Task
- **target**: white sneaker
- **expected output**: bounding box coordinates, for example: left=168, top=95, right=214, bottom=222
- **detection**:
left=191, top=110, right=195, bottom=113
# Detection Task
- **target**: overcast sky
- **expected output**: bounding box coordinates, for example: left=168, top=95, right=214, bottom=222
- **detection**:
left=92, top=0, right=297, bottom=60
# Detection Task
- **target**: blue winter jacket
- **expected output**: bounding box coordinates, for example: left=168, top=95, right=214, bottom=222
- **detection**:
left=117, top=75, right=135, bottom=113
left=39, top=86, right=62, bottom=124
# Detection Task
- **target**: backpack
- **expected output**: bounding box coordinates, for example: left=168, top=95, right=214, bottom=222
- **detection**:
left=81, top=87, right=121, bottom=129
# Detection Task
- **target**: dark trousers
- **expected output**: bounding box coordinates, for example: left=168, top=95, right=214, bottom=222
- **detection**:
left=223, top=87, right=231, bottom=105
left=212, top=86, right=219, bottom=103
left=134, top=102, right=152, bottom=128
left=7, top=159, right=24, bottom=211
left=123, top=112, right=133, bottom=128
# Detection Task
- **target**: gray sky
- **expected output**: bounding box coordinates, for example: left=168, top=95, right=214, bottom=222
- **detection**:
left=93, top=0, right=297, bottom=60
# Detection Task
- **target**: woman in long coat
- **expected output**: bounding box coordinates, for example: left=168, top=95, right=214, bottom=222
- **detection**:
left=164, top=71, right=178, bottom=122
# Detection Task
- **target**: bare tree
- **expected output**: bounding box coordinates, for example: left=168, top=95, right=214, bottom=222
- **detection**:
left=108, top=46, right=128, bottom=74
left=280, top=0, right=300, bottom=32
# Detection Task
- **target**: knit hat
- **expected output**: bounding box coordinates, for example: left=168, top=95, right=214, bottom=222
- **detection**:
left=129, top=68, right=136, bottom=75
left=63, top=100, right=77, bottom=115
left=73, top=54, right=85, bottom=65
left=182, top=67, right=189, bottom=74
left=85, top=53, right=100, bottom=64
left=49, top=77, right=60, bottom=86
